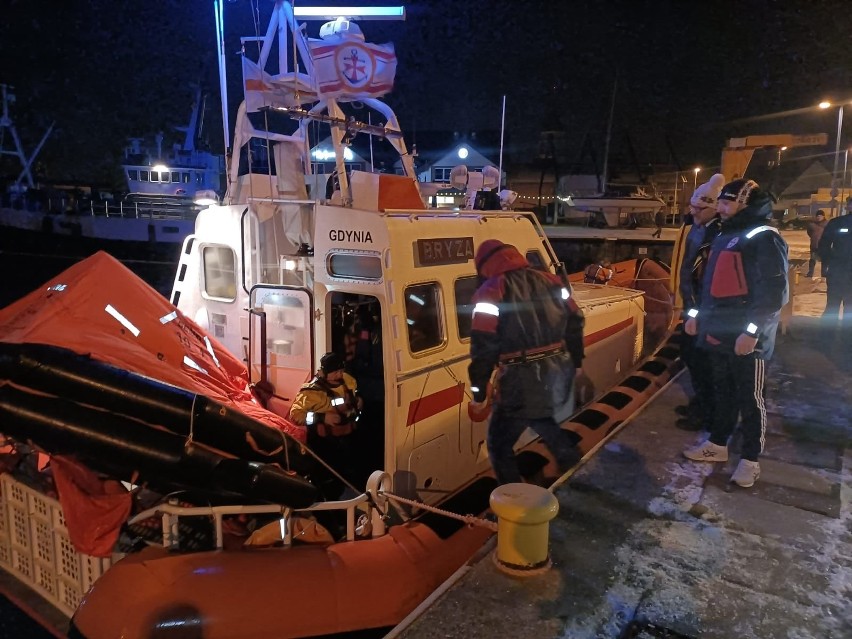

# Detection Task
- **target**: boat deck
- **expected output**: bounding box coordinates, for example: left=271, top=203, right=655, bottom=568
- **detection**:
left=543, top=224, right=681, bottom=243
left=393, top=272, right=852, bottom=639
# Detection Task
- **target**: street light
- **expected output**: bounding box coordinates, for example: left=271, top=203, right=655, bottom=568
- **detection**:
left=693, top=167, right=700, bottom=191
left=820, top=100, right=844, bottom=189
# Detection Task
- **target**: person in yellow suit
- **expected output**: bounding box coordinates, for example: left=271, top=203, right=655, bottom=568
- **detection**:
left=289, top=352, right=361, bottom=437
left=289, top=352, right=362, bottom=497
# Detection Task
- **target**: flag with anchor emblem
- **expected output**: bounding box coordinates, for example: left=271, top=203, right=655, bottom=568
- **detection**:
left=308, top=38, right=397, bottom=99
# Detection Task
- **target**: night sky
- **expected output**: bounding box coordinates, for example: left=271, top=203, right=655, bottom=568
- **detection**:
left=1, top=0, right=851, bottom=187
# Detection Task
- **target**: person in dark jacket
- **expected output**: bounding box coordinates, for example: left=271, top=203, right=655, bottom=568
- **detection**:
left=467, top=240, right=585, bottom=485
left=676, top=173, right=725, bottom=431
left=683, top=179, right=789, bottom=488
left=818, top=199, right=852, bottom=325
left=652, top=209, right=666, bottom=238
left=805, top=210, right=827, bottom=279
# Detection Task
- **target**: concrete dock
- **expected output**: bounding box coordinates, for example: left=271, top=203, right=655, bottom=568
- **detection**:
left=395, top=263, right=851, bottom=639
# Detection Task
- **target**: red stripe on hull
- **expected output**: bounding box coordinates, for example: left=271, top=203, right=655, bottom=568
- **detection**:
left=406, top=383, right=465, bottom=426
left=584, top=317, right=634, bottom=347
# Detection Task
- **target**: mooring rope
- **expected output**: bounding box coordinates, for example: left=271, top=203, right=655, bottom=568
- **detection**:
left=379, top=491, right=498, bottom=532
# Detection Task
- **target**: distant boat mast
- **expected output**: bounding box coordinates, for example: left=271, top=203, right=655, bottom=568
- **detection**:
left=0, top=83, right=55, bottom=190
left=600, top=73, right=618, bottom=194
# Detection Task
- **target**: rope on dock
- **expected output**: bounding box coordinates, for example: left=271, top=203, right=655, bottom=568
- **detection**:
left=380, top=491, right=499, bottom=532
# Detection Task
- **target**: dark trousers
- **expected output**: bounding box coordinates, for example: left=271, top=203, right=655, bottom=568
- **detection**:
left=806, top=251, right=823, bottom=277
left=487, top=407, right=577, bottom=485
left=706, top=350, right=768, bottom=461
left=681, top=333, right=715, bottom=428
left=823, top=274, right=851, bottom=324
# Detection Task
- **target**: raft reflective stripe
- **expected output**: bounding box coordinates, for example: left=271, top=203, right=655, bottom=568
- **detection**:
left=105, top=304, right=140, bottom=337
left=745, top=322, right=759, bottom=336
left=687, top=308, right=699, bottom=318
left=840, top=228, right=849, bottom=233
left=473, top=302, right=499, bottom=316
left=331, top=397, right=345, bottom=406
left=561, top=288, right=570, bottom=300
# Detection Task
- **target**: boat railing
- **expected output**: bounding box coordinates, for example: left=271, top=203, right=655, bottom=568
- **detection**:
left=128, top=492, right=375, bottom=550
left=1, top=191, right=200, bottom=221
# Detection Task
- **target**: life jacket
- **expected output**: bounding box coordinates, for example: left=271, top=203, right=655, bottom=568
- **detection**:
left=299, top=374, right=360, bottom=437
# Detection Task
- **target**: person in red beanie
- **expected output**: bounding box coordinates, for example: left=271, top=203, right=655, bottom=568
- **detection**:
left=467, top=239, right=585, bottom=484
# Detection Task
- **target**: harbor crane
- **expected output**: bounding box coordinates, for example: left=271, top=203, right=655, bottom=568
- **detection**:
left=721, top=133, right=828, bottom=180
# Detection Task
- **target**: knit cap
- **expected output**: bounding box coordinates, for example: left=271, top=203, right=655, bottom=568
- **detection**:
left=690, top=173, right=726, bottom=209
left=320, top=352, right=345, bottom=374
left=718, top=178, right=759, bottom=205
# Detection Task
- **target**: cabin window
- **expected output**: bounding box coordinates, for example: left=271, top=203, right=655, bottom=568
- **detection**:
left=171, top=172, right=180, bottom=183
left=405, top=283, right=442, bottom=353
left=453, top=276, right=478, bottom=340
left=140, top=170, right=149, bottom=182
left=526, top=250, right=547, bottom=271
left=127, top=169, right=138, bottom=181
left=202, top=245, right=237, bottom=301
left=328, top=253, right=382, bottom=281
left=182, top=172, right=190, bottom=183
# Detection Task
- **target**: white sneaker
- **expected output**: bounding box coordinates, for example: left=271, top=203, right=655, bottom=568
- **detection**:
left=731, top=459, right=760, bottom=487
left=683, top=440, right=728, bottom=462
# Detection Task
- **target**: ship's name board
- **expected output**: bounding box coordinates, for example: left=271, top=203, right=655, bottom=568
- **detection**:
left=416, top=236, right=474, bottom=266
left=329, top=229, right=373, bottom=243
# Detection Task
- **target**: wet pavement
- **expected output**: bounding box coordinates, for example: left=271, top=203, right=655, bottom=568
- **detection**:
left=394, top=240, right=852, bottom=639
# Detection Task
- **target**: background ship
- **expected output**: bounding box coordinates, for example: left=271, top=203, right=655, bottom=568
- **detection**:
left=0, top=84, right=224, bottom=307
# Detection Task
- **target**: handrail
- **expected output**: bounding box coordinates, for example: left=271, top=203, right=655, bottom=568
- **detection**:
left=129, top=493, right=372, bottom=550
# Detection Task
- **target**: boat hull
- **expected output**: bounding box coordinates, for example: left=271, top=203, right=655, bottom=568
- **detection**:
left=70, top=494, right=495, bottom=639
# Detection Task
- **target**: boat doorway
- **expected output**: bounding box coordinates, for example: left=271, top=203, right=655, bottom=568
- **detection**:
left=330, top=292, right=386, bottom=489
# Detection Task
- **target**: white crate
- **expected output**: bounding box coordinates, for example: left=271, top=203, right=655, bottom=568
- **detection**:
left=11, top=546, right=33, bottom=581
left=81, top=553, right=111, bottom=591
left=28, top=490, right=53, bottom=525
left=32, top=560, right=59, bottom=601
left=0, top=485, right=7, bottom=538
left=0, top=535, right=11, bottom=568
left=8, top=502, right=31, bottom=551
left=30, top=517, right=55, bottom=565
left=0, top=473, right=113, bottom=618
left=2, top=475, right=28, bottom=509
left=56, top=577, right=83, bottom=617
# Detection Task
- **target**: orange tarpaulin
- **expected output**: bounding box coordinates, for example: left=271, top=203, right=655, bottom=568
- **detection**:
left=51, top=456, right=132, bottom=558
left=0, top=251, right=305, bottom=443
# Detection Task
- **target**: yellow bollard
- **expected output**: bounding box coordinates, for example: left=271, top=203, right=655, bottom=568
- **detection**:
left=489, top=483, right=559, bottom=576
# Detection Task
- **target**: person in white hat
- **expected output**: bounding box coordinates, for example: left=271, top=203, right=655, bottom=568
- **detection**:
left=675, top=173, right=725, bottom=431
left=683, top=178, right=789, bottom=488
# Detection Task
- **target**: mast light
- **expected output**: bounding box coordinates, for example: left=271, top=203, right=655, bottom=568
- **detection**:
left=293, top=6, right=405, bottom=20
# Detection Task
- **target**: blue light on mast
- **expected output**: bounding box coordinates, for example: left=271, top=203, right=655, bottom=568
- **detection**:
left=293, top=6, right=405, bottom=20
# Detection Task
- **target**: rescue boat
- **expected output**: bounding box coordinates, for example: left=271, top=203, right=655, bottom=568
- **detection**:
left=0, top=4, right=678, bottom=638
